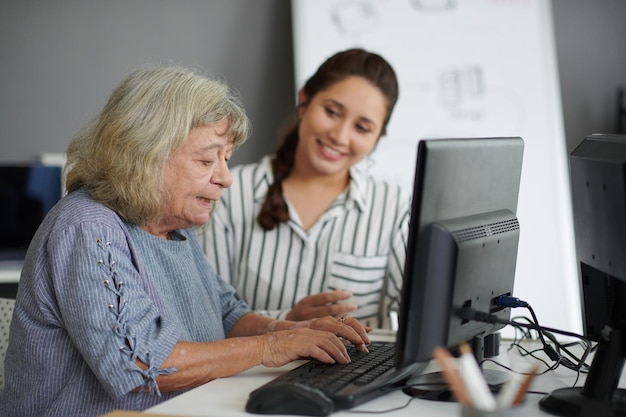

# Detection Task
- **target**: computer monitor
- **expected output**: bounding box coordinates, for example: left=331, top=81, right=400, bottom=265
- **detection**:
left=396, top=137, right=524, bottom=397
left=0, top=163, right=63, bottom=265
left=539, top=134, right=626, bottom=416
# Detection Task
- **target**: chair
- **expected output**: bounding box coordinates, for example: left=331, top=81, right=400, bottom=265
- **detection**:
left=0, top=297, right=15, bottom=391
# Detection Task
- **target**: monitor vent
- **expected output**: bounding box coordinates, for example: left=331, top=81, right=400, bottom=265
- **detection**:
left=452, top=218, right=519, bottom=242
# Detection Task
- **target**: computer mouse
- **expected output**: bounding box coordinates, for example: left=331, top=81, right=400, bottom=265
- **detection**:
left=245, top=382, right=335, bottom=416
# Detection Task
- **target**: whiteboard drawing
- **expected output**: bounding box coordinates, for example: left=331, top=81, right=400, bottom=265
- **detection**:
left=292, top=0, right=580, bottom=336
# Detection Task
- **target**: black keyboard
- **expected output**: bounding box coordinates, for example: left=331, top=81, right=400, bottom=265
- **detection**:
left=245, top=341, right=417, bottom=416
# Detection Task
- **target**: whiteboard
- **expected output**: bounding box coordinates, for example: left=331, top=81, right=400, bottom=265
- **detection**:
left=292, top=0, right=581, bottom=336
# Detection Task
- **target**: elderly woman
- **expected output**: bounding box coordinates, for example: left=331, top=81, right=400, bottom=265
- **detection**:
left=0, top=66, right=370, bottom=417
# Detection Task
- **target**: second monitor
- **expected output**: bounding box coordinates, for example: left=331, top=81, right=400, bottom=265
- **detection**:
left=398, top=136, right=524, bottom=395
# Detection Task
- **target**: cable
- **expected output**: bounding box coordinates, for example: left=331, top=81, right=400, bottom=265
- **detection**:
left=496, top=296, right=562, bottom=362
left=496, top=295, right=528, bottom=308
left=458, top=305, right=581, bottom=338
left=458, top=303, right=593, bottom=374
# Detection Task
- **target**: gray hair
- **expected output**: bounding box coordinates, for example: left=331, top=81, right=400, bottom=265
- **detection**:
left=65, top=66, right=250, bottom=225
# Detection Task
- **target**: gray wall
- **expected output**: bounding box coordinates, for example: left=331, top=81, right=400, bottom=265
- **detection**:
left=0, top=0, right=625, bottom=161
left=0, top=0, right=295, bottom=167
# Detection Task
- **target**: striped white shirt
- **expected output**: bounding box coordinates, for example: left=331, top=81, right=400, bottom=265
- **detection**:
left=201, top=156, right=411, bottom=328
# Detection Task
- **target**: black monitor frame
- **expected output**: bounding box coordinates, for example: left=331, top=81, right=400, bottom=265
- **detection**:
left=540, top=134, right=626, bottom=416
left=396, top=137, right=524, bottom=377
left=252, top=137, right=526, bottom=411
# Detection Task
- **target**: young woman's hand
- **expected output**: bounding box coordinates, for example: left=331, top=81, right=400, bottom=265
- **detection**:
left=286, top=289, right=357, bottom=321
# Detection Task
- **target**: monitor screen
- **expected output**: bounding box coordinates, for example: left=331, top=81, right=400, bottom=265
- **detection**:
left=395, top=137, right=524, bottom=394
left=540, top=134, right=626, bottom=416
left=0, top=164, right=63, bottom=263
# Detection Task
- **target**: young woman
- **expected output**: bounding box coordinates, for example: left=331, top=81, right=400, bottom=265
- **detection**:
left=202, top=48, right=411, bottom=329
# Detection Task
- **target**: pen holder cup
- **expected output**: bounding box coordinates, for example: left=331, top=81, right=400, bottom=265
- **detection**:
left=461, top=405, right=526, bottom=417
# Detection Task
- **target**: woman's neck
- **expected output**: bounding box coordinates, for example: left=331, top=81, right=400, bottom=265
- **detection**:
left=141, top=224, right=174, bottom=240
left=282, top=171, right=350, bottom=231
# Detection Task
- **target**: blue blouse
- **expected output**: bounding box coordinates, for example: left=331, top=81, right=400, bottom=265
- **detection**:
left=0, top=189, right=250, bottom=417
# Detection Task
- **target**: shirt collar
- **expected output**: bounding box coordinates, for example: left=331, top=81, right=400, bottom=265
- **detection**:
left=252, top=155, right=370, bottom=213
left=346, top=164, right=369, bottom=212
left=253, top=156, right=274, bottom=202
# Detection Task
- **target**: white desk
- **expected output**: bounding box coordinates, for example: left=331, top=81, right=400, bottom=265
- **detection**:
left=146, top=337, right=600, bottom=417
left=0, top=266, right=20, bottom=284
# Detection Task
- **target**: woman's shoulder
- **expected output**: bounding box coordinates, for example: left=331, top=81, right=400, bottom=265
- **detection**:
left=24, top=189, right=130, bottom=267
left=229, top=155, right=272, bottom=179
left=223, top=156, right=273, bottom=198
left=351, top=168, right=411, bottom=205
left=46, top=189, right=126, bottom=233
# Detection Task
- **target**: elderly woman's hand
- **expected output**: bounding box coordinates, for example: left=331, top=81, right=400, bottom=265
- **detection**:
left=257, top=316, right=371, bottom=368
left=306, top=315, right=371, bottom=350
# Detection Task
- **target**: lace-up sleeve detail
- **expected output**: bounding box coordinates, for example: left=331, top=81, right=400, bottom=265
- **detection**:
left=97, top=238, right=176, bottom=394
left=49, top=220, right=180, bottom=399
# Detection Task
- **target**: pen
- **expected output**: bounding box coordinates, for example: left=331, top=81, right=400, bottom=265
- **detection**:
left=432, top=347, right=473, bottom=406
left=495, top=371, right=525, bottom=409
left=457, top=343, right=497, bottom=411
left=511, top=365, right=540, bottom=406
left=496, top=364, right=539, bottom=409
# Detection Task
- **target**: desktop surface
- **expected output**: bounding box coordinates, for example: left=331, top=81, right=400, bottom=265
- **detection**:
left=145, top=335, right=593, bottom=417
left=0, top=265, right=21, bottom=284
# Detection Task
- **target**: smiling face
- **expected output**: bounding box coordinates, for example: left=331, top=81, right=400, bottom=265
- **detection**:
left=144, top=120, right=234, bottom=238
left=293, top=76, right=388, bottom=181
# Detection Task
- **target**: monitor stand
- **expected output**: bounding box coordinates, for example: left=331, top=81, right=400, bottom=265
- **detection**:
left=539, top=325, right=626, bottom=417
left=402, top=334, right=510, bottom=402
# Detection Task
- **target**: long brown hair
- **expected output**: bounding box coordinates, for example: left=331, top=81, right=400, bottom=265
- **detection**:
left=257, top=48, right=399, bottom=230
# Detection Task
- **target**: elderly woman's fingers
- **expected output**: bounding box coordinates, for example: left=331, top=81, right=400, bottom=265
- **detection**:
left=259, top=328, right=353, bottom=367
left=305, top=316, right=371, bottom=348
